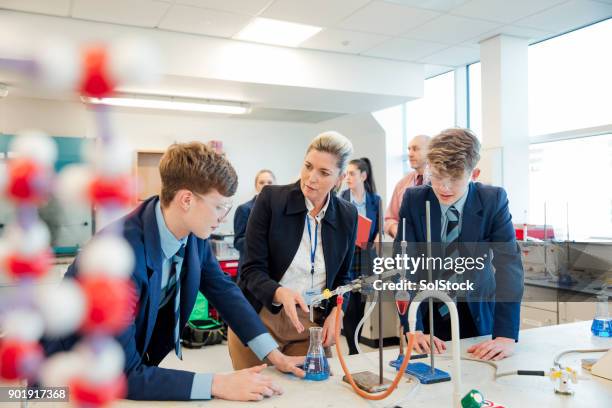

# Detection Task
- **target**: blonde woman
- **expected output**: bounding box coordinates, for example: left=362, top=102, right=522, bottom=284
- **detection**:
left=229, top=132, right=358, bottom=369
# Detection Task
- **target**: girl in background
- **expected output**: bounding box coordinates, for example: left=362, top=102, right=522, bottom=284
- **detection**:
left=341, top=158, right=381, bottom=355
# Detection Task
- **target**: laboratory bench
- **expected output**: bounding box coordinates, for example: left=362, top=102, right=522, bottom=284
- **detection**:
left=18, top=320, right=611, bottom=407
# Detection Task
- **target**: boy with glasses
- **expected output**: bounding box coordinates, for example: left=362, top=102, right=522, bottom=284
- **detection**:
left=43, top=142, right=304, bottom=401
left=396, top=128, right=524, bottom=361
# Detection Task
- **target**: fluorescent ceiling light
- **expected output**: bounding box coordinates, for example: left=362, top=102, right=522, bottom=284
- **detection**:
left=81, top=94, right=251, bottom=115
left=234, top=17, right=322, bottom=47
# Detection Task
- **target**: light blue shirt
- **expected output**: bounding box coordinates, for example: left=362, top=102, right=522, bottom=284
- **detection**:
left=155, top=201, right=278, bottom=400
left=439, top=185, right=469, bottom=243
left=349, top=191, right=367, bottom=218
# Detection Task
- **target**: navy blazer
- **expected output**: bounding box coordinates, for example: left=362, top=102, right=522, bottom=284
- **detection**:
left=340, top=189, right=381, bottom=243
left=233, top=196, right=255, bottom=255
left=42, top=196, right=270, bottom=400
left=233, top=196, right=256, bottom=274
left=395, top=182, right=524, bottom=341
left=239, top=181, right=358, bottom=316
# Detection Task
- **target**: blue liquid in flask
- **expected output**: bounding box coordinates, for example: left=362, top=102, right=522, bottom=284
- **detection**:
left=591, top=318, right=612, bottom=337
left=303, top=326, right=330, bottom=381
left=591, top=295, right=612, bottom=337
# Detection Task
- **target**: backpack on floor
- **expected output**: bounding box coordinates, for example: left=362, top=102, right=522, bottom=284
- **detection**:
left=181, top=292, right=226, bottom=348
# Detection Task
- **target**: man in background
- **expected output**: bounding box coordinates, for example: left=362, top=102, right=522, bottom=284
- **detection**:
left=384, top=134, right=430, bottom=238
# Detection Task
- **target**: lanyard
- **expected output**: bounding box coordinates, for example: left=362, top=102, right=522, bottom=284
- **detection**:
left=305, top=214, right=318, bottom=288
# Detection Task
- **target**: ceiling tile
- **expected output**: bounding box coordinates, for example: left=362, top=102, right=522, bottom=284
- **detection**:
left=158, top=4, right=252, bottom=37
left=300, top=28, right=390, bottom=54
left=515, top=0, right=612, bottom=32
left=71, top=0, right=170, bottom=28
left=0, top=0, right=71, bottom=16
left=418, top=45, right=480, bottom=66
left=424, top=63, right=454, bottom=77
left=467, top=24, right=553, bottom=46
left=452, top=0, right=568, bottom=24
left=382, top=0, right=469, bottom=12
left=174, top=0, right=271, bottom=15
left=261, top=0, right=371, bottom=27
left=337, top=1, right=440, bottom=36
left=402, top=14, right=500, bottom=44
left=363, top=37, right=449, bottom=60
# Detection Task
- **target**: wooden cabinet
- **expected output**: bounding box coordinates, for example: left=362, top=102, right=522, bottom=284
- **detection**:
left=134, top=150, right=164, bottom=201
left=520, top=305, right=558, bottom=329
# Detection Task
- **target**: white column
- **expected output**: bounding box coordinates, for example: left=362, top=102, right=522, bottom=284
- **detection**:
left=480, top=35, right=529, bottom=223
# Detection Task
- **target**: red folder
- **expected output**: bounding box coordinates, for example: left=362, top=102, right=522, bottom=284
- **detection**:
left=356, top=214, right=372, bottom=249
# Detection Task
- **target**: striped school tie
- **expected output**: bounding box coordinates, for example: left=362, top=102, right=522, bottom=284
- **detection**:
left=443, top=206, right=464, bottom=300
left=170, top=245, right=185, bottom=359
left=444, top=206, right=460, bottom=258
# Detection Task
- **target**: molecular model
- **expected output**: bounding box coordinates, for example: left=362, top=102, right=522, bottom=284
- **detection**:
left=0, top=37, right=160, bottom=406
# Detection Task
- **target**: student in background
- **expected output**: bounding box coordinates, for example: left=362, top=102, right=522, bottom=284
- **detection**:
left=230, top=131, right=358, bottom=369
left=384, top=134, right=430, bottom=239
left=234, top=169, right=276, bottom=275
left=340, top=158, right=381, bottom=355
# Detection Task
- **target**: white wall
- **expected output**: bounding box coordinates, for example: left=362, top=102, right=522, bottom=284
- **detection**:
left=0, top=97, right=400, bottom=234
left=315, top=113, right=388, bottom=207
left=0, top=96, right=320, bottom=232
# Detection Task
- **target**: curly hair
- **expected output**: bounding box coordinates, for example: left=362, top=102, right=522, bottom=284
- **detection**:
left=159, top=142, right=237, bottom=207
left=427, top=128, right=480, bottom=178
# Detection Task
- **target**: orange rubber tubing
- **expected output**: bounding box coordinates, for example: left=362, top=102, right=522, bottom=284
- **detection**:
left=334, top=295, right=415, bottom=400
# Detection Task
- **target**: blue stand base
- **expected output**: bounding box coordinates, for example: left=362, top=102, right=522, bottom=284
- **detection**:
left=389, top=360, right=451, bottom=384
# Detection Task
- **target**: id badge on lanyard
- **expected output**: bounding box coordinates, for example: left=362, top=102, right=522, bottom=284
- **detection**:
left=303, top=214, right=322, bottom=306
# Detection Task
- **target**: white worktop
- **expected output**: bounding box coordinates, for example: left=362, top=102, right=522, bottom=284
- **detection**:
left=18, top=320, right=610, bottom=408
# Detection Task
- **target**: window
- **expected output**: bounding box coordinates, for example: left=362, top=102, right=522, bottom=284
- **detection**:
left=373, top=70, right=456, bottom=186
left=405, top=71, right=455, bottom=138
left=467, top=19, right=612, bottom=238
left=529, top=18, right=612, bottom=136
left=467, top=62, right=481, bottom=139
left=468, top=19, right=612, bottom=138
left=529, top=134, right=612, bottom=240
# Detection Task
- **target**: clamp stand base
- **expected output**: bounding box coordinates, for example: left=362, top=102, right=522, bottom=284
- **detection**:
left=343, top=371, right=392, bottom=393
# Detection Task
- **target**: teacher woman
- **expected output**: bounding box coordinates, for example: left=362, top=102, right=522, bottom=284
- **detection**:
left=229, top=131, right=358, bottom=369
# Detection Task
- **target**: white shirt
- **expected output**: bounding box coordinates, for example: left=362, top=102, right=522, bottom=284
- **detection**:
left=278, top=194, right=329, bottom=296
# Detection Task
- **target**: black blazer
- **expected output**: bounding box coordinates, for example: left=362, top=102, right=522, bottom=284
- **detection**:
left=239, top=181, right=358, bottom=316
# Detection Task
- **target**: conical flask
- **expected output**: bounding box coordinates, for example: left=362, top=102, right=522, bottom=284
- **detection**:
left=591, top=294, right=611, bottom=337
left=303, top=326, right=330, bottom=381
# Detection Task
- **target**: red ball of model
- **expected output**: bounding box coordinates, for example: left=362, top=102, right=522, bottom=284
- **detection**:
left=6, top=158, right=51, bottom=204
left=70, top=374, right=127, bottom=407
left=80, top=46, right=116, bottom=98
left=80, top=277, right=136, bottom=334
left=0, top=339, right=44, bottom=381
left=5, top=249, right=53, bottom=280
left=88, top=175, right=134, bottom=207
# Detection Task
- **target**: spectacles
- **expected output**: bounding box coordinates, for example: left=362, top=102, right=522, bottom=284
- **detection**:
left=424, top=165, right=469, bottom=188
left=193, top=192, right=233, bottom=220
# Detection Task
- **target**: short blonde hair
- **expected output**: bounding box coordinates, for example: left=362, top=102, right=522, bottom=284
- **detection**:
left=159, top=142, right=237, bottom=207
left=427, top=128, right=480, bottom=178
left=306, top=131, right=353, bottom=173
